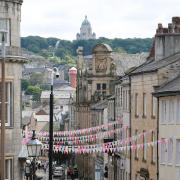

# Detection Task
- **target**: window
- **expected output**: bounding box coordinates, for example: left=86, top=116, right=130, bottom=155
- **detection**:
left=96, top=83, right=107, bottom=98
left=135, top=130, right=138, bottom=159
left=160, top=100, right=167, bottom=124
left=177, top=99, right=180, bottom=124
left=152, top=131, right=156, bottom=163
left=169, top=100, right=175, bottom=124
left=143, top=131, right=147, bottom=161
left=120, top=87, right=122, bottom=107
left=102, top=83, right=106, bottom=90
left=152, top=96, right=157, bottom=117
left=143, top=93, right=147, bottom=117
left=168, top=138, right=173, bottom=164
left=176, top=139, right=180, bottom=164
left=160, top=138, right=166, bottom=163
left=96, top=83, right=101, bottom=90
left=5, top=158, right=13, bottom=180
left=0, top=82, right=13, bottom=126
left=135, top=93, right=138, bottom=117
left=0, top=18, right=10, bottom=45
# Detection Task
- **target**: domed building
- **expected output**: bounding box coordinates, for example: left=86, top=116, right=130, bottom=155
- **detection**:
left=76, top=16, right=96, bottom=40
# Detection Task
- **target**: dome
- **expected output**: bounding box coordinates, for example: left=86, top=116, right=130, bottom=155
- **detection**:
left=81, top=15, right=91, bottom=26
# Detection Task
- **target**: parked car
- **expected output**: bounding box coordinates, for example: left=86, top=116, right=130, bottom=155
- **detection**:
left=53, top=166, right=65, bottom=177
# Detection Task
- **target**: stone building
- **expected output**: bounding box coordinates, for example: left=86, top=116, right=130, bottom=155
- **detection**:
left=75, top=44, right=116, bottom=179
left=153, top=75, right=180, bottom=180
left=129, top=17, right=180, bottom=180
left=76, top=15, right=96, bottom=40
left=0, top=0, right=27, bottom=179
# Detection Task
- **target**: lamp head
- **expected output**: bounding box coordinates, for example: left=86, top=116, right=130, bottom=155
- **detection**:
left=53, top=67, right=60, bottom=78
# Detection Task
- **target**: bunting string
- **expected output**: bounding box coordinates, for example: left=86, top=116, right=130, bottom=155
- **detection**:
left=40, top=138, right=168, bottom=154
left=38, top=120, right=122, bottom=137
left=38, top=129, right=154, bottom=146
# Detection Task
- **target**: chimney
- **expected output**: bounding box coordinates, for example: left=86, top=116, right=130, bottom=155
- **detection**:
left=155, top=16, right=180, bottom=61
left=168, top=23, right=173, bottom=33
left=69, top=67, right=77, bottom=88
left=156, top=23, right=163, bottom=34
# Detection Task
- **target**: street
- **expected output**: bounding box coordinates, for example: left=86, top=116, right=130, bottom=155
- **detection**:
left=36, top=169, right=78, bottom=180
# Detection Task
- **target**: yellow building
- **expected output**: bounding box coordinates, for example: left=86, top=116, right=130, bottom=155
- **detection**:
left=130, top=17, right=180, bottom=180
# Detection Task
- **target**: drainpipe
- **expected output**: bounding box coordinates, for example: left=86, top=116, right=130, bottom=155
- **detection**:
left=129, top=76, right=132, bottom=180
left=157, top=97, right=159, bottom=180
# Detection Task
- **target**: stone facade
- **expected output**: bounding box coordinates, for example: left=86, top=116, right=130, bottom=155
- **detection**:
left=75, top=44, right=116, bottom=179
left=76, top=16, right=96, bottom=40
left=0, top=0, right=27, bottom=179
left=130, top=17, right=180, bottom=180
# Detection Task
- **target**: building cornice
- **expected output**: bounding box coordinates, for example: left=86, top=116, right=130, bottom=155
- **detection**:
left=2, top=0, right=23, bottom=4
left=0, top=56, right=28, bottom=63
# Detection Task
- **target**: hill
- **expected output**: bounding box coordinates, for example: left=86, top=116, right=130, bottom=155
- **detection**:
left=21, top=36, right=153, bottom=59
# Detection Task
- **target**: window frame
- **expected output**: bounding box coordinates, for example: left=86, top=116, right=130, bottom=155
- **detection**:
left=135, top=93, right=139, bottom=117
left=143, top=130, right=147, bottom=161
left=167, top=138, right=173, bottom=164
left=0, top=81, right=13, bottom=127
left=160, top=138, right=167, bottom=164
left=151, top=96, right=157, bottom=118
left=176, top=139, right=180, bottom=165
left=0, top=18, right=10, bottom=46
left=5, top=157, right=13, bottom=180
left=142, top=93, right=147, bottom=118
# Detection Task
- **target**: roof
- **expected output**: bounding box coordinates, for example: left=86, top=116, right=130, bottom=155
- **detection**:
left=81, top=15, right=91, bottom=26
left=153, top=75, right=180, bottom=97
left=41, top=121, right=61, bottom=131
left=130, top=51, right=180, bottom=75
left=92, top=43, right=112, bottom=53
left=91, top=100, right=108, bottom=110
left=35, top=115, right=49, bottom=122
left=41, top=90, right=74, bottom=99
left=36, top=109, right=48, bottom=115
left=113, top=52, right=147, bottom=76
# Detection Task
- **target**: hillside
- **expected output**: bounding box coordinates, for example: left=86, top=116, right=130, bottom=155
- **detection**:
left=21, top=36, right=153, bottom=59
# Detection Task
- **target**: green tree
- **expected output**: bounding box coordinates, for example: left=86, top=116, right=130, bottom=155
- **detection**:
left=21, top=79, right=30, bottom=91
left=29, top=72, right=45, bottom=86
left=25, top=85, right=42, bottom=101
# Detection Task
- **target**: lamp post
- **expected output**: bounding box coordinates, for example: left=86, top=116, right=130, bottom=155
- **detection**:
left=48, top=67, right=59, bottom=180
left=26, top=130, right=42, bottom=180
left=0, top=31, right=6, bottom=180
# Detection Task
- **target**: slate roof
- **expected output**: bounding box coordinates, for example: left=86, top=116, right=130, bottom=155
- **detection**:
left=154, top=75, right=180, bottom=97
left=130, top=52, right=180, bottom=75
left=91, top=100, right=108, bottom=110
left=23, top=67, right=46, bottom=75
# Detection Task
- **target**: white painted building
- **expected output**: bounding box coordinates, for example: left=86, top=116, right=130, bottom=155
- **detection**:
left=154, top=75, right=180, bottom=180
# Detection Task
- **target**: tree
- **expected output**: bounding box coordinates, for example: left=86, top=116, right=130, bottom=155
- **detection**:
left=25, top=85, right=42, bottom=101
left=21, top=79, right=30, bottom=91
left=29, top=72, right=45, bottom=86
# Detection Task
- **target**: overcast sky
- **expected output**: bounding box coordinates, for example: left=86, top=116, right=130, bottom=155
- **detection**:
left=21, top=0, right=180, bottom=40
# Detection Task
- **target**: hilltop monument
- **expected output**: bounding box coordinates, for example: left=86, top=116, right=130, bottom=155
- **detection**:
left=76, top=15, right=96, bottom=40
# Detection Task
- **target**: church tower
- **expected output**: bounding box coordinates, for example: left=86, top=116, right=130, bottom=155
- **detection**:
left=76, top=15, right=96, bottom=40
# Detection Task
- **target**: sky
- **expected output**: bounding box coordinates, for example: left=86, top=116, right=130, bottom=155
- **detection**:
left=21, top=0, right=180, bottom=41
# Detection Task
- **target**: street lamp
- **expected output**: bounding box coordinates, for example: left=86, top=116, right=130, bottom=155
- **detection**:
left=48, top=67, right=60, bottom=180
left=26, top=130, right=42, bottom=180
